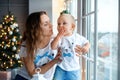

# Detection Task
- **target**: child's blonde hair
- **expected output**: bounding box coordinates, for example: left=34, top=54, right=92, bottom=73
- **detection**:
left=59, top=13, right=76, bottom=31
left=60, top=13, right=75, bottom=24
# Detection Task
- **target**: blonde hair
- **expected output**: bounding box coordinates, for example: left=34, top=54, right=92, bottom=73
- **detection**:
left=59, top=13, right=76, bottom=30
left=61, top=13, right=75, bottom=23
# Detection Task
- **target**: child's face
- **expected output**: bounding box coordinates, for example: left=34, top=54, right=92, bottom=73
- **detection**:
left=57, top=15, right=75, bottom=36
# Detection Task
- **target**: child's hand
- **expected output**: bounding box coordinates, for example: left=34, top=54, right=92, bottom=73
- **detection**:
left=51, top=28, right=65, bottom=50
left=57, top=27, right=66, bottom=38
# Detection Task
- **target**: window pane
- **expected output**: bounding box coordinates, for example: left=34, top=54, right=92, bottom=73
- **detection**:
left=87, top=13, right=95, bottom=80
left=86, top=0, right=95, bottom=14
left=97, top=0, right=118, bottom=80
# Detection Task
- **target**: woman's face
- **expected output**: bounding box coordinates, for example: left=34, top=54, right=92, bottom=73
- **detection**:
left=40, top=14, right=53, bottom=36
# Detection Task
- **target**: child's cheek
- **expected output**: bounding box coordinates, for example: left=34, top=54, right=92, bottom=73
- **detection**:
left=58, top=28, right=61, bottom=32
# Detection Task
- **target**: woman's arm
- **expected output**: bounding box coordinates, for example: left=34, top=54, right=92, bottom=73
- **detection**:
left=22, top=56, right=36, bottom=77
left=40, top=53, right=61, bottom=74
left=23, top=52, right=61, bottom=77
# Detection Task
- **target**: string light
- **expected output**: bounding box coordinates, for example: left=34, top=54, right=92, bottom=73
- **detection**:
left=0, top=12, right=22, bottom=71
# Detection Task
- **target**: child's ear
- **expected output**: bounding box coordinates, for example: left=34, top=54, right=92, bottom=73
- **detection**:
left=72, top=23, right=75, bottom=30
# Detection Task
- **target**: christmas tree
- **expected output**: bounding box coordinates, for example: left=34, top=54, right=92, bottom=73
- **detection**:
left=0, top=12, right=22, bottom=71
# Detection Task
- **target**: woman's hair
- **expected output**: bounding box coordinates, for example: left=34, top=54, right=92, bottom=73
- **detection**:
left=23, top=11, right=47, bottom=58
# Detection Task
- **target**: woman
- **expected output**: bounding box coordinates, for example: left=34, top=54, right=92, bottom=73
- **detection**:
left=14, top=11, right=61, bottom=80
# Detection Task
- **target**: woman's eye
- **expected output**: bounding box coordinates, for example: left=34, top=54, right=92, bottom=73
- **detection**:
left=44, top=23, right=48, bottom=26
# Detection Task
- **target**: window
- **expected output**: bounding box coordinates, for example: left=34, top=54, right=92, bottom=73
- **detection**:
left=97, top=0, right=118, bottom=80
left=79, top=0, right=119, bottom=80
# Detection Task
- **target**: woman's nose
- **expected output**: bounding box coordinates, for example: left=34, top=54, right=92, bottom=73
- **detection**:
left=49, top=23, right=53, bottom=28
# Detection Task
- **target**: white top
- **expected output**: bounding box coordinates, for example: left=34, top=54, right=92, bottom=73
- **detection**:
left=17, top=36, right=57, bottom=80
left=58, top=33, right=89, bottom=71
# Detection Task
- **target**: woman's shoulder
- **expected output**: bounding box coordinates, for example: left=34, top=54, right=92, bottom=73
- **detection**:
left=18, top=41, right=27, bottom=57
left=21, top=41, right=26, bottom=47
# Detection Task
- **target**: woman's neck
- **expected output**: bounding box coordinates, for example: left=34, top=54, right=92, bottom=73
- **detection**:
left=37, top=36, right=51, bottom=49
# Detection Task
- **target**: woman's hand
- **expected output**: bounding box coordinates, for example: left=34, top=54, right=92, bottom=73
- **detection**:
left=39, top=48, right=62, bottom=74
left=75, top=45, right=89, bottom=53
left=75, top=43, right=90, bottom=56
left=54, top=48, right=62, bottom=63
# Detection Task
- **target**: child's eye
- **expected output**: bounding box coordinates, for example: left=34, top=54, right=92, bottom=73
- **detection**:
left=58, top=22, right=67, bottom=26
left=63, top=22, right=67, bottom=25
left=58, top=23, right=60, bottom=26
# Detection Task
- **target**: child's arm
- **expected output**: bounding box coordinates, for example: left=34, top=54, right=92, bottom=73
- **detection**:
left=75, top=42, right=90, bottom=55
left=51, top=27, right=65, bottom=50
left=51, top=35, right=61, bottom=49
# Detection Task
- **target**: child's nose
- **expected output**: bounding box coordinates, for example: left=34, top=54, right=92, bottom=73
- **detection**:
left=59, top=25, right=64, bottom=28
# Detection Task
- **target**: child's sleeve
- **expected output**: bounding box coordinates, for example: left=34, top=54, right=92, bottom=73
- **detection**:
left=83, top=38, right=89, bottom=45
left=79, top=35, right=89, bottom=46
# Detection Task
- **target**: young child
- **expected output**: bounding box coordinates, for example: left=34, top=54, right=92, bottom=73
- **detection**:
left=52, top=13, right=90, bottom=80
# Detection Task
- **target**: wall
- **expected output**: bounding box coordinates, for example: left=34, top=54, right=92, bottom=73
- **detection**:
left=0, top=0, right=28, bottom=34
left=29, top=0, right=65, bottom=34
left=29, top=0, right=52, bottom=21
left=52, top=0, right=64, bottom=34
